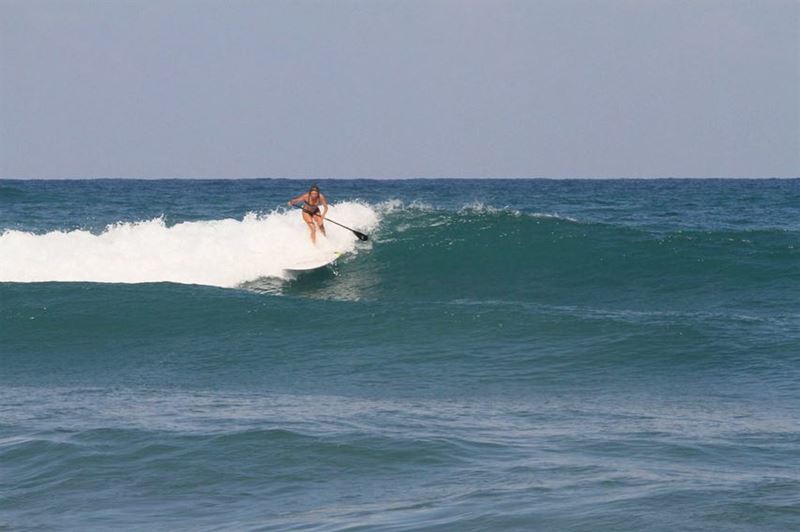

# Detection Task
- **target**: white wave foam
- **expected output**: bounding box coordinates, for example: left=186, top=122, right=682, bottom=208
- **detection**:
left=375, top=200, right=579, bottom=222
left=0, top=202, right=378, bottom=288
left=458, top=202, right=521, bottom=216
left=528, top=212, right=579, bottom=223
left=374, top=199, right=435, bottom=214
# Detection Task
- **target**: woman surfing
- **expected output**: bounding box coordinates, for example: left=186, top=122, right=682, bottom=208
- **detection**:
left=288, top=184, right=328, bottom=244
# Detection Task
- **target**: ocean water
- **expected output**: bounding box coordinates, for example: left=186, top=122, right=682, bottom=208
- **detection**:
left=1, top=178, right=799, bottom=531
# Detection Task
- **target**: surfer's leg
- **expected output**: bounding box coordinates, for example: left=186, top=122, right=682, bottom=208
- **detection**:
left=303, top=212, right=317, bottom=244
left=314, top=215, right=326, bottom=236
left=307, top=223, right=317, bottom=244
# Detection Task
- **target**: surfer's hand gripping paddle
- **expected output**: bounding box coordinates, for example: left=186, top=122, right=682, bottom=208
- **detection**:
left=291, top=204, right=369, bottom=241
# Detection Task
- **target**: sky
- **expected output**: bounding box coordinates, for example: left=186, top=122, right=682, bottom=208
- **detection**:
left=1, top=0, right=798, bottom=179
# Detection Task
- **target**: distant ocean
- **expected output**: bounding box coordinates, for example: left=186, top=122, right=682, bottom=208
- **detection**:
left=1, top=178, right=799, bottom=531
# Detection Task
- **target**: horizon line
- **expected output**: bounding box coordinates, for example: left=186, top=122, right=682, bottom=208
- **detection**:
left=2, top=176, right=799, bottom=181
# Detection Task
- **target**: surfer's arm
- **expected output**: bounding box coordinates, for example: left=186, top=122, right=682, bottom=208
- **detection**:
left=287, top=193, right=307, bottom=207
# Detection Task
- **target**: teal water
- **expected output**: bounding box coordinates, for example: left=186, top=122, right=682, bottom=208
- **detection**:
left=1, top=179, right=799, bottom=530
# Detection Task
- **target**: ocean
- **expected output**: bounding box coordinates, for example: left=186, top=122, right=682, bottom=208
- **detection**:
left=1, top=178, right=798, bottom=530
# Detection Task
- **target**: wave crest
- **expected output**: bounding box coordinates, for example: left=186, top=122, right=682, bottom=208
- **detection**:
left=0, top=202, right=378, bottom=287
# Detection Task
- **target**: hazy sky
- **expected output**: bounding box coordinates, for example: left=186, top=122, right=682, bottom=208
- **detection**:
left=1, top=0, right=798, bottom=178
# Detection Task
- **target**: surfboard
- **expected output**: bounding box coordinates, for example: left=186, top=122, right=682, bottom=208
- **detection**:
left=283, top=251, right=341, bottom=272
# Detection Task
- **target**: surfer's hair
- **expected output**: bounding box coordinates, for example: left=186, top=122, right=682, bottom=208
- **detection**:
left=309, top=184, right=320, bottom=194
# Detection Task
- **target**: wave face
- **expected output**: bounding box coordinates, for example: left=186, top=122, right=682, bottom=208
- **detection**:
left=356, top=205, right=799, bottom=308
left=2, top=178, right=800, bottom=531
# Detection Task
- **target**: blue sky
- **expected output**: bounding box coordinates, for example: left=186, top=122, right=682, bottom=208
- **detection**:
left=1, top=0, right=798, bottom=178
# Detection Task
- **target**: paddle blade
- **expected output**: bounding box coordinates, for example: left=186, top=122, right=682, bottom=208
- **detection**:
left=354, top=231, right=369, bottom=241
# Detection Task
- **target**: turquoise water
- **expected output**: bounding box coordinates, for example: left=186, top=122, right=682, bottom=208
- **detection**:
left=1, top=179, right=799, bottom=530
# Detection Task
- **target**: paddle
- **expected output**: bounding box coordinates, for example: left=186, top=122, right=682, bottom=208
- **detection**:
left=290, top=204, right=369, bottom=241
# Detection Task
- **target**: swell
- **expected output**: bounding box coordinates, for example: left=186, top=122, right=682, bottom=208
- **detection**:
left=0, top=424, right=462, bottom=529
left=2, top=281, right=798, bottom=393
left=3, top=388, right=799, bottom=531
left=0, top=184, right=25, bottom=200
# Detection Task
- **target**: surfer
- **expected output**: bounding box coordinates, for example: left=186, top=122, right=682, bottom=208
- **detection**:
left=288, top=184, right=328, bottom=244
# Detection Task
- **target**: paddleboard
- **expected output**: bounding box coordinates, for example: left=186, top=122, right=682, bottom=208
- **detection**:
left=283, top=251, right=341, bottom=272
